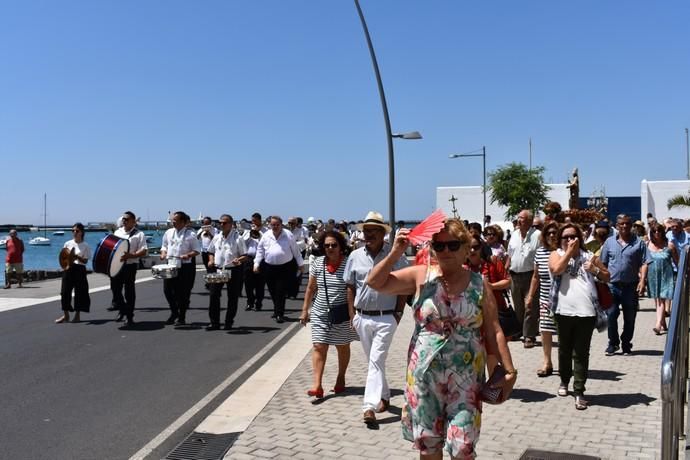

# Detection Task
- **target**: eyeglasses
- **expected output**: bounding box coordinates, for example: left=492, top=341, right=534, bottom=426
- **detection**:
left=561, top=234, right=578, bottom=241
left=431, top=240, right=463, bottom=252
left=323, top=243, right=339, bottom=249
left=484, top=232, right=495, bottom=237
left=617, top=222, right=632, bottom=227
left=546, top=231, right=557, bottom=236
left=220, top=221, right=231, bottom=225
left=652, top=229, right=664, bottom=234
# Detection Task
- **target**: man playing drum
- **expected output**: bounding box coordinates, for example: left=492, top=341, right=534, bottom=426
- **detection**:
left=206, top=214, right=248, bottom=330
left=160, top=211, right=200, bottom=326
left=111, top=211, right=148, bottom=327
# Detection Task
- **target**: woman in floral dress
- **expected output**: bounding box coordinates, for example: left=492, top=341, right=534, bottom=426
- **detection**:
left=368, top=219, right=516, bottom=459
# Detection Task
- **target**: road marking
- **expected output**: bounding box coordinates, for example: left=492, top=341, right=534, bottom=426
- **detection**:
left=0, top=276, right=156, bottom=313
left=129, top=321, right=302, bottom=460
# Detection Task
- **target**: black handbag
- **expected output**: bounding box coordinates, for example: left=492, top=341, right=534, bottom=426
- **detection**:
left=497, top=304, right=522, bottom=340
left=322, top=259, right=349, bottom=326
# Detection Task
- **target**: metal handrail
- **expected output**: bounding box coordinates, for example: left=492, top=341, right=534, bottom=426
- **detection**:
left=661, top=245, right=690, bottom=459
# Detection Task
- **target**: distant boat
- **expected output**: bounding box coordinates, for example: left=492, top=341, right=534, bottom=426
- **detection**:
left=29, top=193, right=51, bottom=246
left=0, top=238, right=7, bottom=249
left=53, top=231, right=65, bottom=236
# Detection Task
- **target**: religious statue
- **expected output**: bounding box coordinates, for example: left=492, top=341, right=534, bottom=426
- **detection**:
left=567, top=168, right=579, bottom=210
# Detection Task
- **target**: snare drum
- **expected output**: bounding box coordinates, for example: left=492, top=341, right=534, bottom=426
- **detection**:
left=152, top=264, right=178, bottom=279
left=204, top=270, right=231, bottom=284
left=93, top=234, right=130, bottom=278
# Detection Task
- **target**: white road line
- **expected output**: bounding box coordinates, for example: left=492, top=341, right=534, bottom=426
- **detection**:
left=0, top=276, right=156, bottom=313
left=129, top=321, right=302, bottom=460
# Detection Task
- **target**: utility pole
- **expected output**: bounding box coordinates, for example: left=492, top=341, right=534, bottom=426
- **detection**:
left=529, top=137, right=532, bottom=170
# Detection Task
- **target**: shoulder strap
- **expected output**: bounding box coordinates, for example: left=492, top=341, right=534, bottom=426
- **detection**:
left=322, top=257, right=331, bottom=307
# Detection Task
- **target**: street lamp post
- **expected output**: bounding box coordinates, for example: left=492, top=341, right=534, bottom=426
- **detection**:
left=354, top=0, right=421, bottom=238
left=686, top=128, right=689, bottom=180
left=449, top=146, right=487, bottom=222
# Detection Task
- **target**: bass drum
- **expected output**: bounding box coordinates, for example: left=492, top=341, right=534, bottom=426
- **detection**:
left=93, top=234, right=130, bottom=278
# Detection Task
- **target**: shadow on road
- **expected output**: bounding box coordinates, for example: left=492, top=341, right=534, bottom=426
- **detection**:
left=587, top=392, right=656, bottom=408
left=118, top=321, right=167, bottom=331
left=588, top=369, right=626, bottom=381
left=226, top=326, right=280, bottom=335
left=510, top=388, right=557, bottom=403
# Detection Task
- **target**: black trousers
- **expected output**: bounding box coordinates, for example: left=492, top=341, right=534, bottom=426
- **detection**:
left=61, top=264, right=90, bottom=312
left=208, top=266, right=244, bottom=326
left=262, top=259, right=295, bottom=317
left=163, top=263, right=196, bottom=320
left=243, top=260, right=265, bottom=308
left=110, top=264, right=137, bottom=319
left=555, top=314, right=596, bottom=394
left=201, top=252, right=211, bottom=271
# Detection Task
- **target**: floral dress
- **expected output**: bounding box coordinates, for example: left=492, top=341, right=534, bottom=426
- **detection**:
left=646, top=246, right=674, bottom=299
left=402, top=266, right=486, bottom=459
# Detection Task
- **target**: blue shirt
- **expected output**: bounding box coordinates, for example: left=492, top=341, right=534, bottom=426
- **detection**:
left=600, top=235, right=647, bottom=283
left=666, top=230, right=690, bottom=251
left=343, top=244, right=409, bottom=311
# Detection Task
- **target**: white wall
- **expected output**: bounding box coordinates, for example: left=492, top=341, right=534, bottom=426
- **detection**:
left=641, top=179, right=690, bottom=222
left=436, top=183, right=570, bottom=223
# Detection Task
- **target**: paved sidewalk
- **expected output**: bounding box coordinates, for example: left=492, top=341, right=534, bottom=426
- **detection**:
left=224, top=298, right=665, bottom=460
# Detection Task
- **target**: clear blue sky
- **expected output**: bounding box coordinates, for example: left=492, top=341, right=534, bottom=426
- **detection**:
left=2, top=1, right=689, bottom=225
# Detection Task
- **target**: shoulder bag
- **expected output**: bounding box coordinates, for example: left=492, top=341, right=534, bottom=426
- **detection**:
left=322, top=259, right=350, bottom=327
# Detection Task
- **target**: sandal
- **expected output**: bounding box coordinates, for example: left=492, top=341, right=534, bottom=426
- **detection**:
left=575, top=395, right=588, bottom=410
left=536, top=366, right=553, bottom=377
left=523, top=338, right=535, bottom=349
left=653, top=327, right=662, bottom=336
left=558, top=384, right=568, bottom=397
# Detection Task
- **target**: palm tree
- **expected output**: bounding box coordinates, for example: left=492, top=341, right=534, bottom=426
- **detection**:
left=667, top=192, right=690, bottom=209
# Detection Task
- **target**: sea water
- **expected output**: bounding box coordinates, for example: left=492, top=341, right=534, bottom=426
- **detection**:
left=0, top=231, right=163, bottom=285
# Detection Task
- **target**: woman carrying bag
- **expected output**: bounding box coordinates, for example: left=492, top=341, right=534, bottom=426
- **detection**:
left=300, top=230, right=358, bottom=399
left=549, top=223, right=610, bottom=410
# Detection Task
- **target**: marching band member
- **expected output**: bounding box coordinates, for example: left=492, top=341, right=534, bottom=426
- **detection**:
left=160, top=211, right=200, bottom=326
left=56, top=223, right=92, bottom=324
left=206, top=214, right=248, bottom=330
left=111, top=211, right=148, bottom=326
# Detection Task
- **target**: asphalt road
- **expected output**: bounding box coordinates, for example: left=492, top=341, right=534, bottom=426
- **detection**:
left=0, top=274, right=304, bottom=460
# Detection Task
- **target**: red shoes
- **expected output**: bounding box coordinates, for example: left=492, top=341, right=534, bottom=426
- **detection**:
left=332, top=384, right=346, bottom=394
left=307, top=388, right=324, bottom=398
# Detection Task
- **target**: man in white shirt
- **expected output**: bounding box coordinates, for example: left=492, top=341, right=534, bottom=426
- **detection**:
left=160, top=211, right=201, bottom=326
left=254, top=216, right=304, bottom=323
left=206, top=214, right=248, bottom=330
left=506, top=209, right=542, bottom=347
left=110, top=211, right=148, bottom=326
left=243, top=212, right=268, bottom=311
left=287, top=217, right=308, bottom=299
left=197, top=216, right=217, bottom=273
left=343, top=211, right=408, bottom=425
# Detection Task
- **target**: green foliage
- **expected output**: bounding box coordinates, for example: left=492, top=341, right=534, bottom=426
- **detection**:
left=667, top=193, right=690, bottom=210
left=488, top=162, right=549, bottom=220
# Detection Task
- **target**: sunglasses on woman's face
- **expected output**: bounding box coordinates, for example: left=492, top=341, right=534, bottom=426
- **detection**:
left=431, top=240, right=463, bottom=252
left=561, top=234, right=578, bottom=241
left=484, top=232, right=495, bottom=237
left=546, top=231, right=557, bottom=236
left=323, top=243, right=339, bottom=249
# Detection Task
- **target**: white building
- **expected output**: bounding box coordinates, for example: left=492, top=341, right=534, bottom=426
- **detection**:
left=641, top=179, right=690, bottom=222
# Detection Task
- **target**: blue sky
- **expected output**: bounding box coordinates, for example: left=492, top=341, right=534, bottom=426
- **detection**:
left=2, top=1, right=689, bottom=225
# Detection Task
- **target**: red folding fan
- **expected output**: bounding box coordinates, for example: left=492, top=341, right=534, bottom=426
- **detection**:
left=407, top=210, right=447, bottom=245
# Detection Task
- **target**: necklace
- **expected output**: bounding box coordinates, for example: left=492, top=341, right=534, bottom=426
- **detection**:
left=438, top=272, right=463, bottom=301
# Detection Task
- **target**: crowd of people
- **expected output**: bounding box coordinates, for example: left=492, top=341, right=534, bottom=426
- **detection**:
left=4, top=207, right=689, bottom=459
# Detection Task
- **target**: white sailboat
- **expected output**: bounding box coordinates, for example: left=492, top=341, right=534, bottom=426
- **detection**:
left=0, top=238, right=7, bottom=249
left=29, top=193, right=51, bottom=246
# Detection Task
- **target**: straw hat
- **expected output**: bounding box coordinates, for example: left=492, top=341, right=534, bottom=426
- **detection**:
left=356, top=211, right=391, bottom=233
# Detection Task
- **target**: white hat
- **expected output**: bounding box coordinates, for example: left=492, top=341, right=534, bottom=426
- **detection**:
left=356, top=211, right=392, bottom=233
left=307, top=216, right=315, bottom=223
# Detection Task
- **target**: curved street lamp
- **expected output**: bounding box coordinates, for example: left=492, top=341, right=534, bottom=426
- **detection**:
left=354, top=0, right=421, bottom=237
left=449, top=146, right=487, bottom=222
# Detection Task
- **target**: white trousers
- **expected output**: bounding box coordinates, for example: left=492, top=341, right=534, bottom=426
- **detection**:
left=353, top=312, right=398, bottom=412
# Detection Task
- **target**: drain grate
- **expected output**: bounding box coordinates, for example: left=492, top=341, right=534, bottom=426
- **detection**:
left=165, top=432, right=239, bottom=460
left=519, top=450, right=601, bottom=460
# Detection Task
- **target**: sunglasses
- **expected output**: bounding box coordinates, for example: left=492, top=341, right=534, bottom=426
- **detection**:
left=561, top=234, right=578, bottom=241
left=431, top=240, right=463, bottom=252
left=323, top=243, right=339, bottom=249
left=484, top=232, right=495, bottom=237
left=546, top=231, right=557, bottom=236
